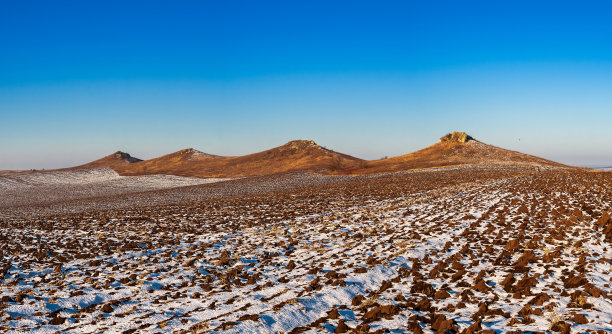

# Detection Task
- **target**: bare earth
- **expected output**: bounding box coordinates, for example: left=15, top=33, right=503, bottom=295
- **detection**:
left=1, top=165, right=611, bottom=333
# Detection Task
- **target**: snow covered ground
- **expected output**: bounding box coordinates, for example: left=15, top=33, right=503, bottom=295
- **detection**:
left=0, top=168, right=226, bottom=191
left=0, top=166, right=611, bottom=333
left=0, top=168, right=229, bottom=216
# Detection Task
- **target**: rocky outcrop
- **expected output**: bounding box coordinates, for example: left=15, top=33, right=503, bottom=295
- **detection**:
left=112, top=151, right=142, bottom=163
left=440, top=131, right=473, bottom=143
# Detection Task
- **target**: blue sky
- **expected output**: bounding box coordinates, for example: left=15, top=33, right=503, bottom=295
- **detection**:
left=1, top=0, right=612, bottom=169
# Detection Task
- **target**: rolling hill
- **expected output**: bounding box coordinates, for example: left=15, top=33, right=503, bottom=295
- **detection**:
left=21, top=132, right=570, bottom=179
left=358, top=131, right=566, bottom=174
left=69, top=151, right=142, bottom=170
left=113, top=140, right=364, bottom=178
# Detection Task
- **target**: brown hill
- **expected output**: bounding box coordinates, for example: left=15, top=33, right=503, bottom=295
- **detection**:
left=114, top=140, right=364, bottom=178
left=0, top=151, right=143, bottom=176
left=358, top=131, right=566, bottom=174
left=70, top=151, right=142, bottom=170
left=2, top=133, right=574, bottom=178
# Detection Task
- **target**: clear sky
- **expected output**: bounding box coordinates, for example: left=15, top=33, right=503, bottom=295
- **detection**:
left=2, top=0, right=612, bottom=169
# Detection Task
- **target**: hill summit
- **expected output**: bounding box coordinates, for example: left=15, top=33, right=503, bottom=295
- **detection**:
left=440, top=131, right=473, bottom=143
left=69, top=151, right=142, bottom=170
left=359, top=131, right=565, bottom=174
left=111, top=151, right=141, bottom=162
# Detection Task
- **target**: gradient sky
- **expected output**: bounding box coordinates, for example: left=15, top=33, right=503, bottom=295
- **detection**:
left=2, top=0, right=612, bottom=169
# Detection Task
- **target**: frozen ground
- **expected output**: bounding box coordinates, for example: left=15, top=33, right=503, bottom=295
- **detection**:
left=0, top=168, right=228, bottom=217
left=0, top=168, right=226, bottom=191
left=0, top=170, right=345, bottom=218
left=0, top=166, right=611, bottom=333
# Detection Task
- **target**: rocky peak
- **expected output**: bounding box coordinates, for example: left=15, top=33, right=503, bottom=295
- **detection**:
left=440, top=132, right=473, bottom=143
left=281, top=140, right=321, bottom=151
left=111, top=151, right=142, bottom=163
left=113, top=151, right=133, bottom=159
left=286, top=139, right=317, bottom=146
left=179, top=148, right=201, bottom=154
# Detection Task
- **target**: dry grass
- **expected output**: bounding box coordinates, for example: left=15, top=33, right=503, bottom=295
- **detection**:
left=546, top=311, right=566, bottom=331
left=190, top=322, right=210, bottom=333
